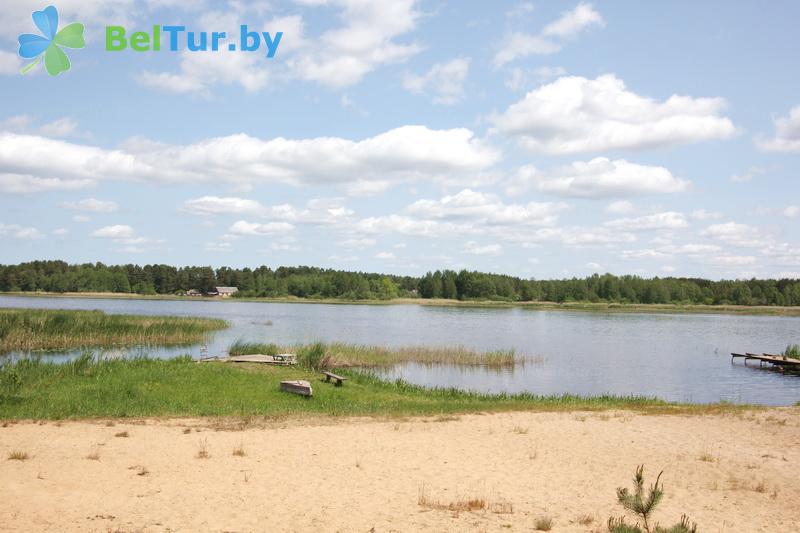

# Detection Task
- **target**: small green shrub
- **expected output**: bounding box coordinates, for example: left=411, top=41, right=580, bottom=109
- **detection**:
left=0, top=362, right=22, bottom=397
left=608, top=466, right=697, bottom=533
left=298, top=342, right=327, bottom=370
left=783, top=344, right=800, bottom=359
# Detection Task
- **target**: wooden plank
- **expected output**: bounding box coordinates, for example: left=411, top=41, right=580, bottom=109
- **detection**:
left=280, top=380, right=313, bottom=397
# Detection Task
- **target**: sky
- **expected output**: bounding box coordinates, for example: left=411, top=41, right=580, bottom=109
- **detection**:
left=0, top=0, right=798, bottom=280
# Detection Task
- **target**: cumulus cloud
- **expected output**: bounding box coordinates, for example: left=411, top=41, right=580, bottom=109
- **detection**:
left=756, top=106, right=800, bottom=153
left=181, top=196, right=264, bottom=216
left=92, top=225, right=135, bottom=239
left=403, top=57, right=470, bottom=105
left=783, top=206, right=799, bottom=218
left=39, top=118, right=79, bottom=138
left=61, top=198, right=119, bottom=213
left=491, top=74, right=736, bottom=154
left=505, top=66, right=566, bottom=91
left=541, top=2, right=605, bottom=39
left=507, top=158, right=688, bottom=198
left=604, top=211, right=689, bottom=231
left=405, top=188, right=565, bottom=226
left=0, top=126, right=499, bottom=194
left=463, top=241, right=502, bottom=256
left=228, top=220, right=295, bottom=236
left=494, top=2, right=603, bottom=67
left=730, top=165, right=766, bottom=183
left=0, top=223, right=44, bottom=240
left=701, top=222, right=767, bottom=248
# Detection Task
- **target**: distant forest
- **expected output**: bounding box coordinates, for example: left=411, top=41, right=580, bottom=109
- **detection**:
left=1, top=260, right=799, bottom=306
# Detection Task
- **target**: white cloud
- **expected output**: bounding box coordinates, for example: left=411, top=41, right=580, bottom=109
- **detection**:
left=463, top=241, right=502, bottom=256
left=403, top=57, right=470, bottom=105
left=505, top=66, right=566, bottom=91
left=784, top=206, right=800, bottom=218
left=701, top=222, right=766, bottom=248
left=52, top=228, right=69, bottom=236
left=0, top=127, right=499, bottom=194
left=92, top=225, right=135, bottom=239
left=375, top=251, right=396, bottom=260
left=510, top=158, right=688, bottom=198
left=0, top=223, right=43, bottom=240
left=606, top=200, right=635, bottom=214
left=690, top=209, right=723, bottom=221
left=0, top=51, right=21, bottom=75
left=756, top=106, right=800, bottom=152
left=491, top=74, right=736, bottom=154
left=61, top=198, right=119, bottom=213
left=181, top=196, right=264, bottom=216
left=228, top=220, right=295, bottom=236
left=339, top=237, right=376, bottom=249
left=406, top=188, right=565, bottom=226
left=39, top=118, right=78, bottom=138
left=730, top=165, right=765, bottom=183
left=494, top=2, right=603, bottom=67
left=541, top=2, right=604, bottom=39
left=72, top=215, right=91, bottom=223
left=287, top=0, right=422, bottom=88
left=605, top=211, right=689, bottom=231
left=204, top=242, right=232, bottom=253
left=585, top=261, right=603, bottom=270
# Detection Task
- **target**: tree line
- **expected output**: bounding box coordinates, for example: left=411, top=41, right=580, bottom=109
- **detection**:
left=1, top=260, right=799, bottom=306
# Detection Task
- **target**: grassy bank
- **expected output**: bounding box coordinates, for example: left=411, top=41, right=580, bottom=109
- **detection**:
left=229, top=341, right=518, bottom=368
left=0, top=355, right=745, bottom=420
left=0, top=308, right=227, bottom=353
left=4, top=292, right=800, bottom=316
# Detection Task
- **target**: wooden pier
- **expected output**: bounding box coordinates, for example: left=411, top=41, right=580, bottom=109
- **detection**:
left=198, top=353, right=297, bottom=366
left=731, top=352, right=800, bottom=370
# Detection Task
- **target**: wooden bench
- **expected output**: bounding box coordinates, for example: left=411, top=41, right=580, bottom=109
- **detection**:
left=322, top=370, right=347, bottom=386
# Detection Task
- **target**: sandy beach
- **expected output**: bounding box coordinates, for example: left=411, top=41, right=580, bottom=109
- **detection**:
left=2, top=409, right=799, bottom=532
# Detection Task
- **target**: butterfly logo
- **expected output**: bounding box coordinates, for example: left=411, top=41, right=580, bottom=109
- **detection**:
left=18, top=5, right=85, bottom=76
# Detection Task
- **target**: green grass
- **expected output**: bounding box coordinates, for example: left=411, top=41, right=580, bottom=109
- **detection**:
left=0, top=308, right=227, bottom=353
left=229, top=340, right=518, bottom=368
left=0, top=355, right=739, bottom=421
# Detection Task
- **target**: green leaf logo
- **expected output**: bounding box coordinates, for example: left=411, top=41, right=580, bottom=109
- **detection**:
left=18, top=6, right=85, bottom=76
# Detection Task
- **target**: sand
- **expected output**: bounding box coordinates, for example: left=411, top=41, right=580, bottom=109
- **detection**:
left=1, top=409, right=799, bottom=532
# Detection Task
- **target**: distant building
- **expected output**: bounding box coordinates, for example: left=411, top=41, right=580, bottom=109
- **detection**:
left=185, top=289, right=202, bottom=296
left=215, top=286, right=239, bottom=298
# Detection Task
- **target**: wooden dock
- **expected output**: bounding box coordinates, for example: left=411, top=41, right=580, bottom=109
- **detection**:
left=731, top=352, right=800, bottom=370
left=198, top=353, right=297, bottom=366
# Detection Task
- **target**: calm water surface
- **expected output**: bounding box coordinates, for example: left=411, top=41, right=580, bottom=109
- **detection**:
left=2, top=295, right=799, bottom=406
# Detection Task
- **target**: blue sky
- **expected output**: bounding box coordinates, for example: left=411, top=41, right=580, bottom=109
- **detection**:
left=0, top=0, right=798, bottom=279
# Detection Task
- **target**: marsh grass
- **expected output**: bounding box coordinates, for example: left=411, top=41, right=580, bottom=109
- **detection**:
left=196, top=438, right=210, bottom=459
left=0, top=355, right=743, bottom=420
left=0, top=308, right=226, bottom=353
left=232, top=442, right=246, bottom=457
left=230, top=340, right=519, bottom=368
left=534, top=516, right=553, bottom=530
left=417, top=484, right=487, bottom=512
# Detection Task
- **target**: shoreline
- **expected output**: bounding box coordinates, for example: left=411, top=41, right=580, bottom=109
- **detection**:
left=3, top=291, right=800, bottom=317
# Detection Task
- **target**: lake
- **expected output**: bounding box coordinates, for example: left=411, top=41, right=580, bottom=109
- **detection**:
left=2, top=295, right=799, bottom=406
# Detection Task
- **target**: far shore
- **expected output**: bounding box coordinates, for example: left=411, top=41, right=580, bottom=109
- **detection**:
left=3, top=291, right=800, bottom=316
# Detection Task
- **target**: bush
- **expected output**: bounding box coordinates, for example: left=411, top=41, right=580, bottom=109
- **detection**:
left=608, top=466, right=697, bottom=533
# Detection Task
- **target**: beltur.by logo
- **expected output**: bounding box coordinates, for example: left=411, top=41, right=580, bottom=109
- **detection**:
left=18, top=5, right=85, bottom=76
left=105, top=25, right=283, bottom=57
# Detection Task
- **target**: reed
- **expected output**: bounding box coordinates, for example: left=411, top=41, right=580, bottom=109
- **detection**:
left=229, top=340, right=519, bottom=368
left=0, top=308, right=227, bottom=353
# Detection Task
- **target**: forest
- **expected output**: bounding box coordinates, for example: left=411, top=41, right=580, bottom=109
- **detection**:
left=1, top=260, right=799, bottom=306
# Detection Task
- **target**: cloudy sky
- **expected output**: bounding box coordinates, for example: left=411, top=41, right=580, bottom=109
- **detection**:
left=1, top=1, right=798, bottom=279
